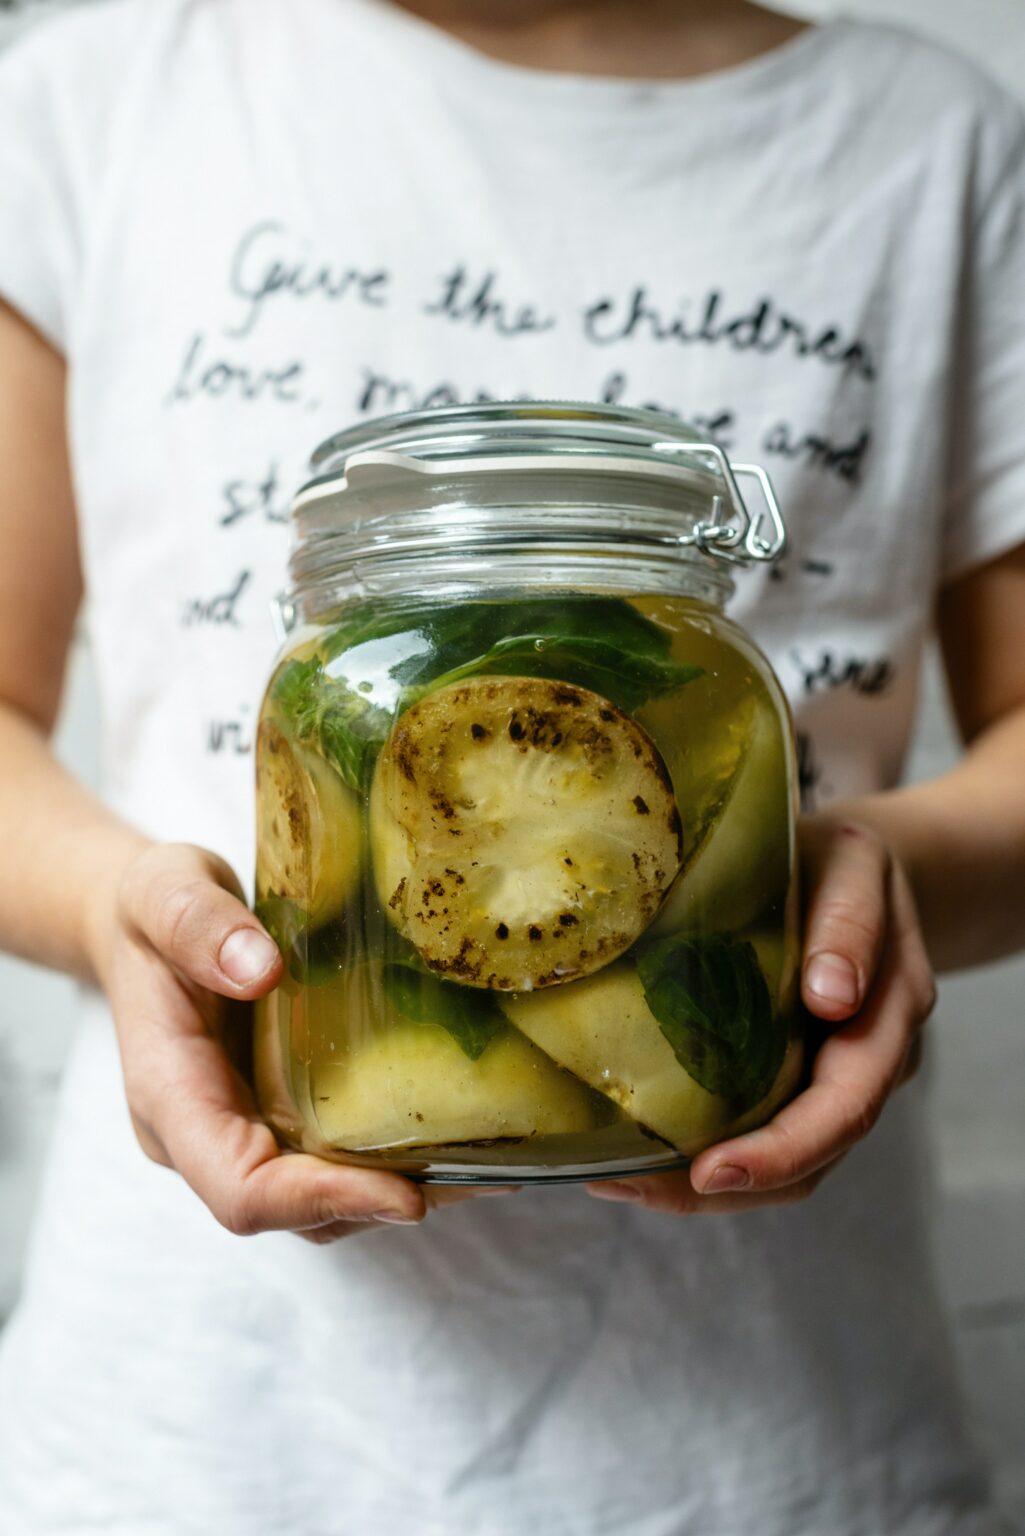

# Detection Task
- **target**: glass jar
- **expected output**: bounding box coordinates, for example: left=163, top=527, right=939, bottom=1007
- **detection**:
left=253, top=403, right=801, bottom=1184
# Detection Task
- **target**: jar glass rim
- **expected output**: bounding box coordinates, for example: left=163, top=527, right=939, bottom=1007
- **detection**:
left=305, top=400, right=717, bottom=487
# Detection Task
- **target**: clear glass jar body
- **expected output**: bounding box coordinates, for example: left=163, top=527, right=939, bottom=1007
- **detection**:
left=253, top=403, right=800, bottom=1183
left=254, top=580, right=801, bottom=1184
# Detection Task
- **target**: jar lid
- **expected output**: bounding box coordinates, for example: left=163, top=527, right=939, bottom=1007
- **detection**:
left=296, top=402, right=787, bottom=570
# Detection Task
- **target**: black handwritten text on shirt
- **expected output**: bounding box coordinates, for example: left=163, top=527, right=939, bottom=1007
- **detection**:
left=227, top=221, right=391, bottom=340
left=181, top=570, right=253, bottom=629
left=793, top=649, right=895, bottom=698
left=424, top=267, right=557, bottom=337
left=582, top=287, right=877, bottom=381
left=168, top=334, right=306, bottom=407
left=220, top=465, right=289, bottom=527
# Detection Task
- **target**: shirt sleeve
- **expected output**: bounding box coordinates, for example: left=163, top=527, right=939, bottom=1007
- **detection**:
left=0, top=28, right=81, bottom=354
left=942, top=99, right=1025, bottom=582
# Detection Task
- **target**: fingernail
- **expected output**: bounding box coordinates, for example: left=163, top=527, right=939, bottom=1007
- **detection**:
left=805, top=952, right=860, bottom=1009
left=699, top=1165, right=751, bottom=1195
left=589, top=1181, right=643, bottom=1204
left=371, top=1210, right=421, bottom=1226
left=219, top=928, right=280, bottom=985
left=473, top=1186, right=520, bottom=1197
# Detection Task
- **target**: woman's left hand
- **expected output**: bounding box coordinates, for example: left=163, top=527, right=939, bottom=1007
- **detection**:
left=586, top=817, right=937, bottom=1215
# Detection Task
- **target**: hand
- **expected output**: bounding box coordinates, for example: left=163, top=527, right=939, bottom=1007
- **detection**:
left=98, top=843, right=494, bottom=1243
left=586, top=817, right=937, bottom=1215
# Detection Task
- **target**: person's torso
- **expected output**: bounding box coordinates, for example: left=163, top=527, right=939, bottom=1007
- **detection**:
left=0, top=4, right=1004, bottom=1531
left=64, top=0, right=986, bottom=871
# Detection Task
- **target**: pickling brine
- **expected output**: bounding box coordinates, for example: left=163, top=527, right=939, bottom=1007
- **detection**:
left=254, top=577, right=801, bottom=1181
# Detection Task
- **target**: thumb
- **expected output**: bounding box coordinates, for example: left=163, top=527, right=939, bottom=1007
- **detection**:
left=120, top=844, right=283, bottom=999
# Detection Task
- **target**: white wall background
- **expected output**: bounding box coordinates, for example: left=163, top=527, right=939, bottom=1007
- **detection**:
left=0, top=0, right=1023, bottom=1521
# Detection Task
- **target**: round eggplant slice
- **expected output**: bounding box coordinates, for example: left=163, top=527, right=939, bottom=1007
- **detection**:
left=256, top=718, right=361, bottom=926
left=370, top=676, right=683, bottom=991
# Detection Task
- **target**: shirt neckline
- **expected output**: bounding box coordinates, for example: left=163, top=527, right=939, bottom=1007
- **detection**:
left=348, top=0, right=850, bottom=112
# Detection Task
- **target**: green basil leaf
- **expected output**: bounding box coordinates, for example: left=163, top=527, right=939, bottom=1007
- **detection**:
left=323, top=595, right=683, bottom=691
left=382, top=961, right=506, bottom=1061
left=272, top=655, right=391, bottom=792
left=635, top=933, right=785, bottom=1111
left=414, top=634, right=702, bottom=714
left=274, top=596, right=702, bottom=790
left=271, top=656, right=322, bottom=727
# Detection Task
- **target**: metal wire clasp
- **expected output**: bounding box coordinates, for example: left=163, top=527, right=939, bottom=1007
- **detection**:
left=657, top=441, right=788, bottom=567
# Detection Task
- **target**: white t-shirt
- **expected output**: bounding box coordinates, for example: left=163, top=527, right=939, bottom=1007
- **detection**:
left=1, top=3, right=1024, bottom=1532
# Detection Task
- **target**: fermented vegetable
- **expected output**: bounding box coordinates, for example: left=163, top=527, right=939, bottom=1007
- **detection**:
left=649, top=696, right=791, bottom=938
left=254, top=585, right=800, bottom=1179
left=255, top=719, right=361, bottom=925
left=500, top=966, right=732, bottom=1155
left=370, top=675, right=683, bottom=990
left=309, top=1023, right=604, bottom=1151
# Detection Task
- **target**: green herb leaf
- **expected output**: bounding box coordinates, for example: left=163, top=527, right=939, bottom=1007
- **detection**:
left=382, top=961, right=506, bottom=1061
left=272, top=655, right=391, bottom=792
left=275, top=596, right=702, bottom=788
left=635, top=934, right=785, bottom=1111
left=416, top=634, right=702, bottom=714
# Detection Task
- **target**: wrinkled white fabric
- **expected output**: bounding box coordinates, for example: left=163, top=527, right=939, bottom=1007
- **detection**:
left=0, top=3, right=1023, bottom=1531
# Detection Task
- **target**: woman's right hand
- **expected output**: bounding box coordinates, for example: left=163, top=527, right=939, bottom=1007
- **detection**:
left=94, top=842, right=434, bottom=1242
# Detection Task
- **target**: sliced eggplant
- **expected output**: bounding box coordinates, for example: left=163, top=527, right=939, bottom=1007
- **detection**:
left=649, top=697, right=792, bottom=938
left=256, top=718, right=361, bottom=926
left=369, top=675, right=682, bottom=991
left=308, top=1022, right=602, bottom=1151
left=500, top=966, right=733, bottom=1155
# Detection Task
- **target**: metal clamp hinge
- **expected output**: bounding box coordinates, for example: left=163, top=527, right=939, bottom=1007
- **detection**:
left=658, top=441, right=788, bottom=566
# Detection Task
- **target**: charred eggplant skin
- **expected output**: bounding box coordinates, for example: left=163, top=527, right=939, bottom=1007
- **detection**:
left=255, top=718, right=361, bottom=927
left=369, top=675, right=683, bottom=990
